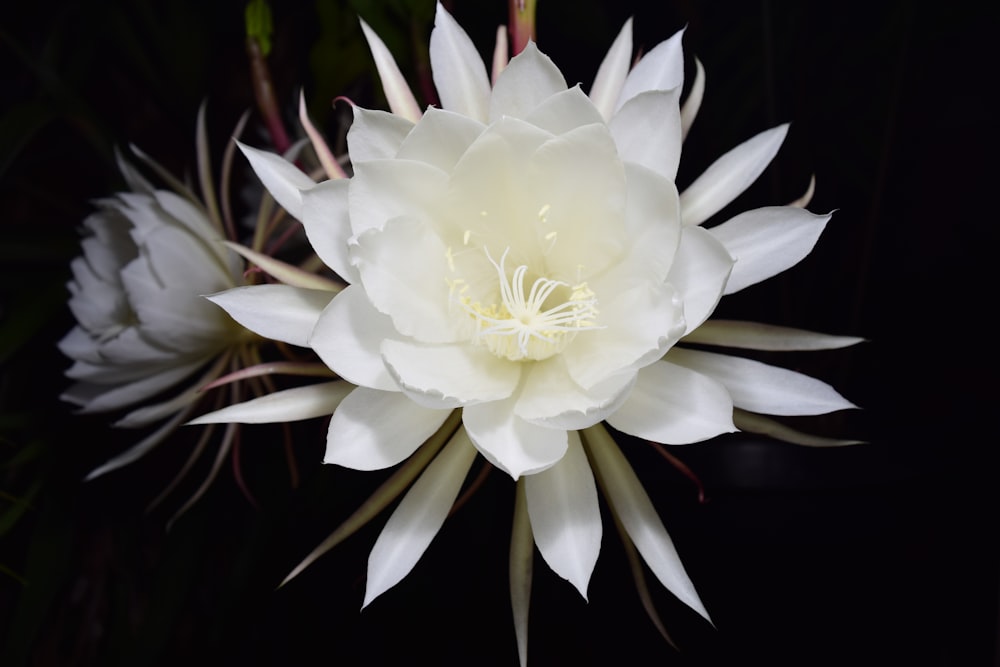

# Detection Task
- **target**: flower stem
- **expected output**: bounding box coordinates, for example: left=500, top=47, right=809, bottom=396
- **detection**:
left=246, top=13, right=291, bottom=154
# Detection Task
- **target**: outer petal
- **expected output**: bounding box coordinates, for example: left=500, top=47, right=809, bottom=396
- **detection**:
left=300, top=179, right=357, bottom=283
left=348, top=159, right=448, bottom=237
left=667, top=347, right=858, bottom=415
left=709, top=206, right=832, bottom=294
left=590, top=18, right=633, bottom=121
left=238, top=142, right=314, bottom=221
left=207, top=285, right=331, bottom=347
left=396, top=107, right=485, bottom=173
left=515, top=356, right=636, bottom=430
left=188, top=381, right=353, bottom=424
left=666, top=225, right=734, bottom=335
left=363, top=428, right=478, bottom=607
left=463, top=396, right=568, bottom=479
left=381, top=338, right=521, bottom=409
left=523, top=86, right=607, bottom=136
left=325, top=388, right=452, bottom=470
left=616, top=27, right=685, bottom=110
left=679, top=124, right=789, bottom=226
left=609, top=88, right=683, bottom=181
left=682, top=320, right=865, bottom=351
left=359, top=19, right=421, bottom=122
left=607, top=359, right=736, bottom=444
left=524, top=431, right=601, bottom=599
left=348, top=106, right=415, bottom=162
left=309, top=286, right=399, bottom=391
left=430, top=3, right=491, bottom=122
left=582, top=424, right=711, bottom=621
left=489, top=42, right=568, bottom=122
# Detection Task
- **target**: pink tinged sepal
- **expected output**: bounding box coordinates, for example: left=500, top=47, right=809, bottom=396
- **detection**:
left=324, top=388, right=452, bottom=470
left=606, top=359, right=736, bottom=445
left=680, top=57, right=705, bottom=140
left=362, top=427, right=478, bottom=607
left=187, top=381, right=353, bottom=425
left=221, top=241, right=343, bottom=292
left=667, top=347, right=858, bottom=416
left=430, top=2, right=491, bottom=122
left=206, top=285, right=334, bottom=347
left=524, top=431, right=601, bottom=599
left=679, top=124, right=789, bottom=226
left=358, top=19, right=422, bottom=123
left=708, top=206, right=832, bottom=295
left=582, top=423, right=712, bottom=623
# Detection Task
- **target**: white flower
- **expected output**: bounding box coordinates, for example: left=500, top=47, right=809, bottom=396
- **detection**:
left=205, top=4, right=860, bottom=662
left=59, top=147, right=247, bottom=479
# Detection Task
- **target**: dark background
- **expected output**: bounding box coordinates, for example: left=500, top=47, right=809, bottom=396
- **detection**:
left=2, top=1, right=996, bottom=665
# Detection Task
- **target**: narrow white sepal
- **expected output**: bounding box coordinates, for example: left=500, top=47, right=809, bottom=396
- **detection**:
left=363, top=428, right=478, bottom=607
left=359, top=19, right=422, bottom=123
left=590, top=18, right=633, bottom=121
left=430, top=3, right=491, bottom=122
left=510, top=480, right=533, bottom=667
left=237, top=142, right=314, bottom=221
left=682, top=320, right=865, bottom=351
left=187, top=381, right=353, bottom=425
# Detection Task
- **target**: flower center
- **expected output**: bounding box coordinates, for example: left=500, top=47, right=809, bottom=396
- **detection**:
left=452, top=248, right=600, bottom=362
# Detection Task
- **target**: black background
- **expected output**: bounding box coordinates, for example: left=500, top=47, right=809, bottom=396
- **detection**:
left=2, top=1, right=996, bottom=665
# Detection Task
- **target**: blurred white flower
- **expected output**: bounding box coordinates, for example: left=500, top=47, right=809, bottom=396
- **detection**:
left=202, top=4, right=860, bottom=663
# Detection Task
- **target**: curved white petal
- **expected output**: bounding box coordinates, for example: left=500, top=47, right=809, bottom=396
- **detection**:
left=430, top=3, right=491, bottom=122
left=463, top=397, right=568, bottom=479
left=524, top=431, right=601, bottom=599
left=189, top=381, right=353, bottom=424
left=590, top=18, right=633, bottom=121
left=489, top=42, right=567, bottom=122
left=397, top=107, right=485, bottom=173
left=666, top=225, right=734, bottom=335
left=516, top=356, right=636, bottom=430
left=667, top=347, right=857, bottom=415
left=309, top=286, right=399, bottom=391
left=237, top=142, right=314, bottom=221
left=325, top=388, right=452, bottom=470
left=582, top=424, right=710, bottom=621
left=359, top=19, right=421, bottom=122
left=616, top=27, right=685, bottom=110
left=607, top=359, right=736, bottom=444
left=609, top=88, right=682, bottom=181
left=348, top=159, right=448, bottom=237
left=363, top=427, right=478, bottom=607
left=207, top=285, right=332, bottom=347
left=382, top=338, right=521, bottom=409
left=523, top=86, right=606, bottom=136
left=348, top=106, right=415, bottom=162
left=679, top=124, right=789, bottom=226
left=682, top=320, right=865, bottom=351
left=709, top=206, right=831, bottom=294
left=299, top=178, right=357, bottom=283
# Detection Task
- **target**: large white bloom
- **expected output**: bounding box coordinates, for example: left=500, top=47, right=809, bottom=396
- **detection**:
left=59, top=151, right=247, bottom=478
left=207, top=5, right=859, bottom=662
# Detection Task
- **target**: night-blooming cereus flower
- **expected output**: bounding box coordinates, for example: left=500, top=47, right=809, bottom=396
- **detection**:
left=206, top=4, right=859, bottom=663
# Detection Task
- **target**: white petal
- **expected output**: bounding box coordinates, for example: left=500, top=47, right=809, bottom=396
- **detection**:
left=682, top=320, right=865, bottom=351
left=348, top=106, right=415, bottom=162
left=607, top=359, right=736, bottom=444
left=616, top=27, right=685, bottom=109
left=709, top=206, right=831, bottom=294
left=582, top=424, right=710, bottom=621
left=348, top=159, right=448, bottom=237
left=299, top=179, right=357, bottom=283
left=590, top=18, right=633, bottom=121
left=667, top=348, right=857, bottom=415
left=610, top=88, right=682, bottom=181
left=207, top=285, right=332, bottom=347
left=396, top=107, right=485, bottom=173
left=188, top=381, right=353, bottom=424
left=238, top=142, right=314, bottom=221
left=489, top=42, right=567, bottom=122
left=309, top=286, right=399, bottom=391
left=523, top=86, right=606, bottom=136
left=382, top=339, right=520, bottom=409
left=463, top=397, right=568, bottom=479
left=524, top=431, right=601, bottom=599
left=352, top=217, right=458, bottom=343
left=666, top=225, right=733, bottom=335
left=516, top=356, right=636, bottom=430
left=363, top=428, right=478, bottom=607
left=679, top=124, right=789, bottom=226
left=359, top=19, right=421, bottom=122
left=430, top=3, right=491, bottom=122
left=325, top=388, right=452, bottom=470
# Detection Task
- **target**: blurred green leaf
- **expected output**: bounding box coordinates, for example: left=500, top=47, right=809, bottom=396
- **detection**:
left=245, top=0, right=274, bottom=56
